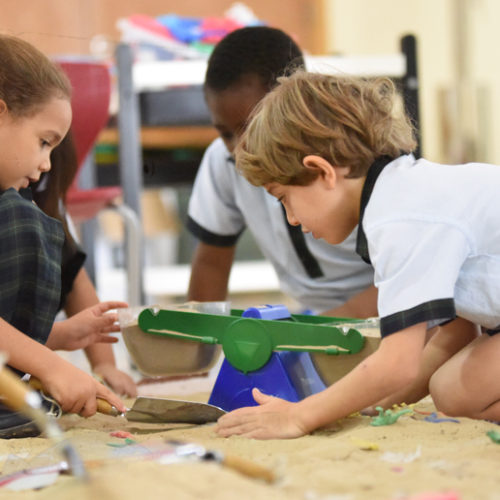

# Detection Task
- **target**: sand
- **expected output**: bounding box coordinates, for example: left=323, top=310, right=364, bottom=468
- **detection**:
left=0, top=388, right=499, bottom=500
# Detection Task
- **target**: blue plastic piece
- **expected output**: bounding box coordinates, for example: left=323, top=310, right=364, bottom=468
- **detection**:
left=208, top=351, right=326, bottom=412
left=277, top=351, right=326, bottom=399
left=156, top=15, right=202, bottom=43
left=242, top=304, right=291, bottom=321
left=209, top=353, right=299, bottom=411
left=208, top=304, right=327, bottom=411
left=300, top=308, right=315, bottom=316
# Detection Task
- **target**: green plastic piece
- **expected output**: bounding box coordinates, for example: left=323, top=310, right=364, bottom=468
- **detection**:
left=189, top=41, right=215, bottom=55
left=222, top=318, right=274, bottom=373
left=487, top=430, right=500, bottom=444
left=370, top=406, right=413, bottom=426
left=138, top=308, right=366, bottom=374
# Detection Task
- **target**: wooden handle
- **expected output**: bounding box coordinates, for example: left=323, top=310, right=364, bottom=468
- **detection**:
left=29, top=377, right=120, bottom=417
left=27, top=376, right=43, bottom=392
left=96, top=398, right=120, bottom=416
left=222, top=454, right=276, bottom=484
left=0, top=366, right=33, bottom=411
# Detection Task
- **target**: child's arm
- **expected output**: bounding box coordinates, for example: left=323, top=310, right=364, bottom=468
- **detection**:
left=367, top=317, right=479, bottom=411
left=54, top=268, right=137, bottom=397
left=0, top=318, right=126, bottom=415
left=217, top=322, right=428, bottom=439
left=188, top=242, right=236, bottom=301
left=321, top=285, right=378, bottom=319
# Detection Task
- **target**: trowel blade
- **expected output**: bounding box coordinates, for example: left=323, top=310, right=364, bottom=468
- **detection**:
left=125, top=397, right=226, bottom=424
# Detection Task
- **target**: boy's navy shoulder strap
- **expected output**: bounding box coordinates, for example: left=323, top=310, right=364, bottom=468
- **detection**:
left=281, top=205, right=324, bottom=278
left=356, top=155, right=398, bottom=264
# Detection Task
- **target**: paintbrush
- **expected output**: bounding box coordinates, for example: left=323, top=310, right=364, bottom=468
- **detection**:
left=0, top=362, right=87, bottom=480
left=167, top=440, right=276, bottom=483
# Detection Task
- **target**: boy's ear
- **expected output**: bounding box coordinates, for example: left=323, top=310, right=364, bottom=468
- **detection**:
left=0, top=100, right=8, bottom=117
left=303, top=155, right=337, bottom=187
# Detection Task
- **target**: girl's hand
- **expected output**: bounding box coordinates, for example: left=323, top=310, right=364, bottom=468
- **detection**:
left=216, top=388, right=309, bottom=439
left=46, top=301, right=128, bottom=351
left=93, top=363, right=137, bottom=398
left=40, top=359, right=126, bottom=417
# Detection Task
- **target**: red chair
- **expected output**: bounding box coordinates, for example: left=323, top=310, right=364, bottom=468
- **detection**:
left=58, top=60, right=142, bottom=305
left=58, top=61, right=121, bottom=221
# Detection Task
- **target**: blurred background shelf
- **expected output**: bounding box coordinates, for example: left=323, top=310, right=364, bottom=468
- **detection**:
left=98, top=126, right=218, bottom=149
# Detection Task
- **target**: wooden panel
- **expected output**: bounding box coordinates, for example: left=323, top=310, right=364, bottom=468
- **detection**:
left=98, top=126, right=218, bottom=149
left=0, top=0, right=326, bottom=55
left=0, top=0, right=97, bottom=55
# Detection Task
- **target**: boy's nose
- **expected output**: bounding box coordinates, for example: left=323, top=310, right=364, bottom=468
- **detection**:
left=286, top=211, right=300, bottom=227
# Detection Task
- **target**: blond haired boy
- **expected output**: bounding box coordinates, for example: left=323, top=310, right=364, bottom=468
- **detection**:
left=216, top=72, right=500, bottom=439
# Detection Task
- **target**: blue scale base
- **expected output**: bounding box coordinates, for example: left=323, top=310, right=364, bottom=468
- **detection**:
left=208, top=351, right=326, bottom=412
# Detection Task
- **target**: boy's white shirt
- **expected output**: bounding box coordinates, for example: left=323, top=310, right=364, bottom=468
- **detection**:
left=363, top=155, right=500, bottom=331
left=188, top=138, right=375, bottom=312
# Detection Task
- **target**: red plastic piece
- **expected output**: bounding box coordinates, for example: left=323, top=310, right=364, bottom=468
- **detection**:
left=110, top=430, right=134, bottom=439
left=128, top=14, right=173, bottom=39
left=58, top=61, right=123, bottom=223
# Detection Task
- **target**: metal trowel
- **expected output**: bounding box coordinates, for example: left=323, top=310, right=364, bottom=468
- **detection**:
left=98, top=397, right=226, bottom=424
left=29, top=377, right=225, bottom=424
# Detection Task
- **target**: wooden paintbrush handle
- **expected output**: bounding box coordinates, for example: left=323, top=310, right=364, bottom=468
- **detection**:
left=29, top=377, right=121, bottom=416
left=0, top=366, right=34, bottom=411
left=221, top=453, right=276, bottom=484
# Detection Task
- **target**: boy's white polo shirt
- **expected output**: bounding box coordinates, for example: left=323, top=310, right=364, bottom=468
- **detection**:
left=187, top=138, right=374, bottom=313
left=358, top=154, right=500, bottom=336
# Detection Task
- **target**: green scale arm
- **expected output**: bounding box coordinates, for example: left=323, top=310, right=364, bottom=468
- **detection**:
left=138, top=308, right=365, bottom=373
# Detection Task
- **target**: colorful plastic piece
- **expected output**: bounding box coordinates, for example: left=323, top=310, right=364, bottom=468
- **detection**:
left=424, top=412, right=460, bottom=424
left=350, top=437, right=379, bottom=450
left=242, top=304, right=292, bottom=320
left=487, top=430, right=500, bottom=444
left=370, top=406, right=412, bottom=426
left=208, top=350, right=327, bottom=411
left=138, top=304, right=367, bottom=412
left=138, top=305, right=365, bottom=374
left=110, top=430, right=134, bottom=439
left=405, top=493, right=461, bottom=500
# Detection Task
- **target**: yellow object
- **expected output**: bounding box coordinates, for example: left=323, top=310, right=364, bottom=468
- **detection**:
left=350, top=437, right=379, bottom=451
left=391, top=402, right=415, bottom=413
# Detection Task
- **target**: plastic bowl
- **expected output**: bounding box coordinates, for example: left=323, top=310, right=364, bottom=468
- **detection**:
left=118, top=302, right=229, bottom=377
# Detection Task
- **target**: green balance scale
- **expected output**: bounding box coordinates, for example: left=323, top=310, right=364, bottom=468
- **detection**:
left=138, top=304, right=368, bottom=412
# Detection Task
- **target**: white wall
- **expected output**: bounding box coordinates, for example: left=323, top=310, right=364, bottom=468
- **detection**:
left=324, top=0, right=499, bottom=165
left=467, top=0, right=500, bottom=164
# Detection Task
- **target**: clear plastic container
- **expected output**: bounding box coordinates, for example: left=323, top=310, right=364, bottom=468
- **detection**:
left=118, top=302, right=230, bottom=377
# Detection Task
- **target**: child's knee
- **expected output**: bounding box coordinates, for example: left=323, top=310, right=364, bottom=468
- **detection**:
left=429, top=372, right=469, bottom=417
